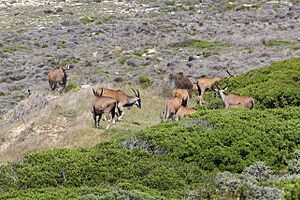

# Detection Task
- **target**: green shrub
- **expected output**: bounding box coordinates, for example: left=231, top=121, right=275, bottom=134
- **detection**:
left=266, top=40, right=296, bottom=47
left=80, top=17, right=97, bottom=24
left=215, top=58, right=300, bottom=109
left=2, top=46, right=28, bottom=53
left=65, top=82, right=81, bottom=92
left=139, top=76, right=151, bottom=87
left=119, top=57, right=130, bottom=65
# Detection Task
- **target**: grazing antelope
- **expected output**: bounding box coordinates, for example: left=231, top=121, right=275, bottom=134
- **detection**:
left=213, top=85, right=255, bottom=109
left=161, top=97, right=182, bottom=122
left=195, top=69, right=234, bottom=104
left=48, top=64, right=69, bottom=93
left=94, top=87, right=141, bottom=121
left=172, top=88, right=190, bottom=107
left=174, top=106, right=197, bottom=121
left=92, top=89, right=117, bottom=129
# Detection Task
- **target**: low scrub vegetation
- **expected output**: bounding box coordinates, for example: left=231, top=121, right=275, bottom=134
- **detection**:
left=169, top=39, right=229, bottom=50
left=0, top=58, right=299, bottom=199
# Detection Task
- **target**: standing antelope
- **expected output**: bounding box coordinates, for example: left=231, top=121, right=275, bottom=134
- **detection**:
left=195, top=69, right=233, bottom=104
left=196, top=76, right=221, bottom=105
left=172, top=88, right=190, bottom=107
left=161, top=97, right=182, bottom=122
left=92, top=89, right=117, bottom=129
left=213, top=85, right=255, bottom=109
left=94, top=88, right=141, bottom=121
left=174, top=106, right=197, bottom=121
left=48, top=64, right=69, bottom=93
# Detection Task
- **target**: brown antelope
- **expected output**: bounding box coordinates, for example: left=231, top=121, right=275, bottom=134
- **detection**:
left=48, top=64, right=69, bottom=92
left=94, top=87, right=141, bottom=121
left=174, top=106, right=197, bottom=121
left=196, top=76, right=221, bottom=104
left=172, top=88, right=190, bottom=107
left=213, top=85, right=255, bottom=109
left=92, top=89, right=117, bottom=129
left=195, top=69, right=233, bottom=104
left=161, top=97, right=182, bottom=122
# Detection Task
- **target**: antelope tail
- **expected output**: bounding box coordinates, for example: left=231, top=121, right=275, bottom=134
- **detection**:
left=250, top=99, right=255, bottom=109
left=196, top=83, right=201, bottom=96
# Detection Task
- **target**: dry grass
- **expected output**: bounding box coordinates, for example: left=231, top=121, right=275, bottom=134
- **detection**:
left=0, top=84, right=168, bottom=163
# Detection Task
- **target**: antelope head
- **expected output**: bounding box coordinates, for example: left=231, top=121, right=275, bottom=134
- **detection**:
left=131, top=88, right=141, bottom=109
left=62, top=64, right=70, bottom=71
left=213, top=83, right=228, bottom=94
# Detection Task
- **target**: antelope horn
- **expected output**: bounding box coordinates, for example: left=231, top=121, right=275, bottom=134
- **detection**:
left=136, top=89, right=140, bottom=98
left=92, top=88, right=97, bottom=96
left=131, top=88, right=138, bottom=97
left=225, top=69, right=233, bottom=77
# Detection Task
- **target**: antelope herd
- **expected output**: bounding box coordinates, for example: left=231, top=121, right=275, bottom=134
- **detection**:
left=48, top=65, right=254, bottom=129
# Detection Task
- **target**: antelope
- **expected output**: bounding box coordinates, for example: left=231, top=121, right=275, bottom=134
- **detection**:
left=196, top=76, right=221, bottom=104
left=94, top=87, right=141, bottom=121
left=161, top=97, right=182, bottom=122
left=174, top=106, right=197, bottom=121
left=92, top=89, right=117, bottom=129
left=172, top=88, right=190, bottom=107
left=195, top=69, right=233, bottom=104
left=213, top=85, right=255, bottom=109
left=48, top=64, right=69, bottom=93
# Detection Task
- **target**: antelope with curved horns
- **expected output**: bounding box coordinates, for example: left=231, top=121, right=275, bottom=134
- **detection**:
left=195, top=69, right=233, bottom=104
left=174, top=106, right=197, bottom=121
left=172, top=88, right=190, bottom=107
left=213, top=84, right=255, bottom=109
left=160, top=97, right=182, bottom=122
left=48, top=64, right=70, bottom=93
left=92, top=89, right=117, bottom=129
left=94, top=87, right=141, bottom=121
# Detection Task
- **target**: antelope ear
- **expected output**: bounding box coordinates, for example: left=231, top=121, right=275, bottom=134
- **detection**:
left=66, top=64, right=70, bottom=70
left=224, top=87, right=228, bottom=91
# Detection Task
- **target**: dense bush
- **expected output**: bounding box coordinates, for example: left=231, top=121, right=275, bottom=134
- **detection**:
left=142, top=107, right=300, bottom=172
left=217, top=58, right=300, bottom=109
left=0, top=106, right=299, bottom=199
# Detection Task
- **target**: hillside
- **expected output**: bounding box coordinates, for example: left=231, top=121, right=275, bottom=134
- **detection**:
left=0, top=0, right=300, bottom=199
left=0, top=58, right=299, bottom=199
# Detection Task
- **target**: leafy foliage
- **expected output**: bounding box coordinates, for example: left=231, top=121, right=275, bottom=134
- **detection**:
left=214, top=58, right=300, bottom=109
left=65, top=81, right=81, bottom=92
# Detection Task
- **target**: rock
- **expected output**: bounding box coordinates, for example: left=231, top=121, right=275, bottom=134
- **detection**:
left=113, top=77, right=124, bottom=82
left=188, top=55, right=197, bottom=62
left=44, top=10, right=54, bottom=14
left=126, top=59, right=138, bottom=68
left=56, top=8, right=64, bottom=13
